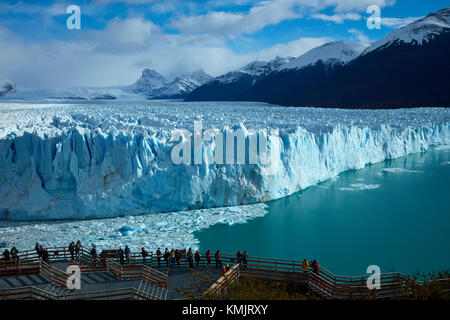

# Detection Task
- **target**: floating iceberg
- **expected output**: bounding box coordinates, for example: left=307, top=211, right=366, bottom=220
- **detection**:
left=0, top=101, right=449, bottom=221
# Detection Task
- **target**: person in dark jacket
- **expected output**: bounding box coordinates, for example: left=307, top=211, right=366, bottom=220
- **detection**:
left=124, top=245, right=131, bottom=264
left=194, top=250, right=201, bottom=268
left=42, top=249, right=49, bottom=264
left=175, top=250, right=181, bottom=268
left=242, top=251, right=248, bottom=269
left=2, top=249, right=10, bottom=261
left=236, top=251, right=242, bottom=265
left=91, top=245, right=98, bottom=259
left=215, top=250, right=222, bottom=269
left=156, top=248, right=162, bottom=267
left=170, top=249, right=176, bottom=268
left=10, top=247, right=19, bottom=261
left=164, top=248, right=170, bottom=266
left=205, top=250, right=211, bottom=267
left=75, top=240, right=81, bottom=260
left=141, top=247, right=148, bottom=265
left=69, top=242, right=75, bottom=260
left=187, top=248, right=194, bottom=268
left=35, top=242, right=43, bottom=259
left=118, top=247, right=125, bottom=265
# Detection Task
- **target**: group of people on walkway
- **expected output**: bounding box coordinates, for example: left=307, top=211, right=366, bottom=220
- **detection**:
left=155, top=248, right=249, bottom=271
left=302, top=259, right=320, bottom=275
left=1, top=247, right=19, bottom=262
left=35, top=242, right=49, bottom=263
left=68, top=241, right=83, bottom=260
left=4, top=242, right=319, bottom=278
left=160, top=248, right=203, bottom=269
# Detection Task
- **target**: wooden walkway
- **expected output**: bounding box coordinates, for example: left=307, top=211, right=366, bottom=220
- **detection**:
left=0, top=246, right=428, bottom=300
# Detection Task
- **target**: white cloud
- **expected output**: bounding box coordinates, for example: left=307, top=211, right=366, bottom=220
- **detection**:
left=0, top=17, right=332, bottom=89
left=85, top=18, right=162, bottom=54
left=252, top=36, right=333, bottom=59
left=169, top=0, right=304, bottom=35
left=94, top=0, right=156, bottom=4
left=321, top=0, right=395, bottom=13
left=168, top=0, right=397, bottom=36
left=0, top=0, right=402, bottom=89
left=348, top=28, right=370, bottom=44
left=311, top=12, right=361, bottom=23
left=381, top=16, right=422, bottom=28
left=0, top=2, right=68, bottom=16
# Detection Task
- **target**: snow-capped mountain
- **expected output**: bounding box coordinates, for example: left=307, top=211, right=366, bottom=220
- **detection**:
left=188, top=6, right=450, bottom=108
left=241, top=56, right=295, bottom=75
left=363, top=7, right=450, bottom=55
left=114, top=68, right=213, bottom=99
left=281, top=41, right=367, bottom=70
left=131, top=69, right=168, bottom=96
left=152, top=69, right=213, bottom=99
left=216, top=56, right=294, bottom=84
left=185, top=44, right=363, bottom=102
left=2, top=68, right=212, bottom=101
left=186, top=56, right=294, bottom=101
left=0, top=82, right=16, bottom=97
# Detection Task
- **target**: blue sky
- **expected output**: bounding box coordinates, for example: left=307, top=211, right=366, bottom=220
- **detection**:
left=0, top=0, right=448, bottom=89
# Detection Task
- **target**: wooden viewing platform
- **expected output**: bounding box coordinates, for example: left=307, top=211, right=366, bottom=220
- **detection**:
left=0, top=246, right=429, bottom=300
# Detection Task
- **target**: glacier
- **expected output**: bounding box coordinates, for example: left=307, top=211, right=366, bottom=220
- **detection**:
left=0, top=100, right=449, bottom=221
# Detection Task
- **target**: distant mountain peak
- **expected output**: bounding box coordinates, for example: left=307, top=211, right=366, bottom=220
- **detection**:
left=281, top=41, right=367, bottom=71
left=215, top=56, right=294, bottom=84
left=0, top=82, right=17, bottom=97
left=240, top=56, right=295, bottom=75
left=178, top=69, right=213, bottom=86
left=140, top=69, right=166, bottom=82
left=363, top=6, right=450, bottom=55
left=132, top=69, right=167, bottom=95
left=130, top=68, right=213, bottom=99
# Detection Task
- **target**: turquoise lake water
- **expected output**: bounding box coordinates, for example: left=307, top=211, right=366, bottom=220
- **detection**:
left=195, top=146, right=450, bottom=276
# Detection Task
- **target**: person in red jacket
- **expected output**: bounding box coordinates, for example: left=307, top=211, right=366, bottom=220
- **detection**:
left=312, top=260, right=319, bottom=275
left=205, top=250, right=211, bottom=266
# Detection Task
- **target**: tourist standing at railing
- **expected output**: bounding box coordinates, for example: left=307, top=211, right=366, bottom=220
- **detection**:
left=91, top=245, right=98, bottom=265
left=125, top=245, right=131, bottom=264
left=187, top=248, right=194, bottom=268
left=2, top=249, right=10, bottom=261
left=75, top=240, right=81, bottom=260
left=195, top=250, right=201, bottom=268
left=141, top=247, right=149, bottom=265
left=164, top=248, right=170, bottom=266
left=69, top=242, right=75, bottom=260
left=10, top=247, right=19, bottom=261
left=205, top=250, right=211, bottom=266
left=312, top=260, right=319, bottom=275
left=215, top=250, right=222, bottom=269
left=236, top=251, right=242, bottom=265
left=42, top=249, right=49, bottom=264
left=156, top=248, right=162, bottom=267
left=175, top=249, right=181, bottom=268
left=242, top=251, right=248, bottom=269
left=169, top=249, right=176, bottom=268
left=35, top=242, right=43, bottom=260
left=302, top=259, right=309, bottom=271
left=118, top=247, right=125, bottom=265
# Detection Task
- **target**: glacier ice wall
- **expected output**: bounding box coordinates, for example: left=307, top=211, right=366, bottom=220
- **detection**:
left=0, top=102, right=449, bottom=220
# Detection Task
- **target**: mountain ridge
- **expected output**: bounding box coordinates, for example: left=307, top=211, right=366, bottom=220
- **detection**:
left=3, top=68, right=212, bottom=101
left=186, top=6, right=450, bottom=108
